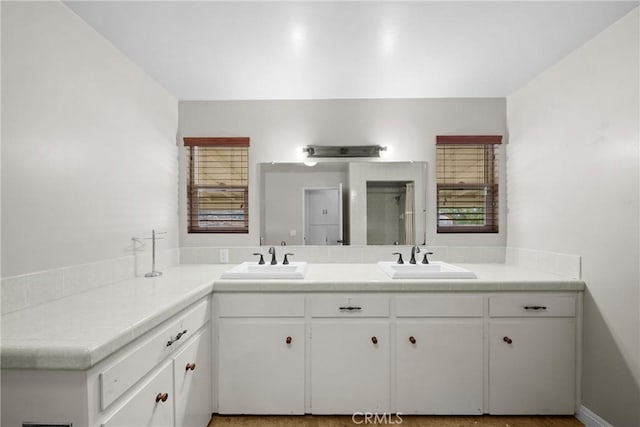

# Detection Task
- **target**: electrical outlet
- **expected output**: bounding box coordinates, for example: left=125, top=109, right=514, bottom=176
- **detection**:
left=290, top=229, right=297, bottom=237
left=219, top=248, right=229, bottom=263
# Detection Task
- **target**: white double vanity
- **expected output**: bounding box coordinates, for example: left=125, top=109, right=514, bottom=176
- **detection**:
left=1, top=262, right=583, bottom=426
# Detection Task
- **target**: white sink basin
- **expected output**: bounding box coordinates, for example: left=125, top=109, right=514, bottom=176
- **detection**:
left=377, top=261, right=476, bottom=279
left=220, top=262, right=308, bottom=279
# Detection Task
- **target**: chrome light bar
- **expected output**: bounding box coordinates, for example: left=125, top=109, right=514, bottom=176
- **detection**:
left=302, top=145, right=386, bottom=158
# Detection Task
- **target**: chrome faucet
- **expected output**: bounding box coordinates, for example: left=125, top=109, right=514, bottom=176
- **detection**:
left=409, top=245, right=421, bottom=264
left=268, top=247, right=277, bottom=265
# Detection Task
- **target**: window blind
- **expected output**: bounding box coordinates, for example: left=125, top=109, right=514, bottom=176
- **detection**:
left=184, top=137, right=250, bottom=233
left=436, top=135, right=501, bottom=233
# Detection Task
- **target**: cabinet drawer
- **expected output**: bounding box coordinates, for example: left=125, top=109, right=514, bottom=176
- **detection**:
left=216, top=294, right=305, bottom=317
left=310, top=295, right=389, bottom=317
left=396, top=295, right=483, bottom=317
left=100, top=298, right=210, bottom=410
left=101, top=360, right=174, bottom=427
left=489, top=295, right=576, bottom=317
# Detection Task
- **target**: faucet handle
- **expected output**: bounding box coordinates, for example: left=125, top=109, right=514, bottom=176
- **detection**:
left=421, top=252, right=434, bottom=264
left=253, top=252, right=265, bottom=265
left=392, top=252, right=405, bottom=264
left=283, top=253, right=294, bottom=265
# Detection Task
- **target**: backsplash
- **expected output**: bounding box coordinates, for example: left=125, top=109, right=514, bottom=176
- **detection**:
left=1, top=248, right=179, bottom=315
left=505, top=247, right=582, bottom=279
left=179, top=245, right=507, bottom=265
left=179, top=245, right=581, bottom=279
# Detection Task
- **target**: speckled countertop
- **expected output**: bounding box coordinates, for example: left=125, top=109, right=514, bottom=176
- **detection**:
left=213, top=263, right=585, bottom=292
left=0, top=265, right=226, bottom=370
left=1, top=263, right=584, bottom=370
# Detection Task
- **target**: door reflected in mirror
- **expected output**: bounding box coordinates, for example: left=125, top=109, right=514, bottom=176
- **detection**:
left=304, top=186, right=344, bottom=245
left=366, top=181, right=414, bottom=245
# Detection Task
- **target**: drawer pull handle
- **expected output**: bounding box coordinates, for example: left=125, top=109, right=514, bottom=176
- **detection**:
left=371, top=336, right=378, bottom=345
left=155, top=393, right=169, bottom=403
left=503, top=336, right=513, bottom=344
left=185, top=363, right=196, bottom=371
left=166, top=330, right=188, bottom=347
left=339, top=306, right=362, bottom=311
left=524, top=305, right=547, bottom=310
left=409, top=336, right=416, bottom=344
left=286, top=336, right=292, bottom=344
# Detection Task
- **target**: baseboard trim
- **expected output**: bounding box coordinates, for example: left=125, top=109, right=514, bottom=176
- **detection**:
left=576, top=405, right=613, bottom=427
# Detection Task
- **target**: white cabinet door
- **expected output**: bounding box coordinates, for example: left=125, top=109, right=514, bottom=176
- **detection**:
left=218, top=319, right=305, bottom=414
left=311, top=320, right=390, bottom=414
left=306, top=189, right=340, bottom=225
left=321, top=188, right=340, bottom=225
left=173, top=328, right=212, bottom=427
left=102, top=360, right=174, bottom=427
left=489, top=318, right=576, bottom=414
left=396, top=320, right=483, bottom=414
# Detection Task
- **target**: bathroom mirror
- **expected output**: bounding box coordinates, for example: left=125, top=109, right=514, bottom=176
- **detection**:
left=259, top=161, right=427, bottom=246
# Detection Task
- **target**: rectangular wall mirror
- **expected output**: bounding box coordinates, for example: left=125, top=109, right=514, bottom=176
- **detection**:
left=259, top=161, right=427, bottom=246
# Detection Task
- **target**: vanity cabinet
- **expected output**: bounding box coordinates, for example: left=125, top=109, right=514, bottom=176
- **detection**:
left=395, top=295, right=484, bottom=414
left=100, top=298, right=212, bottom=427
left=488, top=295, right=577, bottom=414
left=212, top=291, right=580, bottom=416
left=216, top=294, right=306, bottom=414
left=103, top=327, right=212, bottom=427
left=1, top=296, right=213, bottom=427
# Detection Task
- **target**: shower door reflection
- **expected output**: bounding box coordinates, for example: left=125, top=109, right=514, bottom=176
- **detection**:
left=366, top=181, right=414, bottom=245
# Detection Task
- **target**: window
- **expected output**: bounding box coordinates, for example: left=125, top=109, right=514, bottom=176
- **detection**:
left=184, top=137, right=249, bottom=233
left=436, top=135, right=501, bottom=233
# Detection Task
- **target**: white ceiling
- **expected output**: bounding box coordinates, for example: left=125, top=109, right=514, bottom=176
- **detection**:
left=65, top=1, right=638, bottom=101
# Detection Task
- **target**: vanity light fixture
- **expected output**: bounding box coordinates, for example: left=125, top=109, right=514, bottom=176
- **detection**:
left=302, top=145, right=387, bottom=158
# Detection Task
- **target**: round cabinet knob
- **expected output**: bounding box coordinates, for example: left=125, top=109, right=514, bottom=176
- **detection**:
left=409, top=336, right=416, bottom=344
left=155, top=393, right=169, bottom=403
left=371, top=336, right=378, bottom=345
left=185, top=363, right=196, bottom=371
left=286, top=336, right=292, bottom=344
left=503, top=336, right=513, bottom=344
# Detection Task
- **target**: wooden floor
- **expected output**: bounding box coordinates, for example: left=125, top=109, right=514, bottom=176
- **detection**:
left=208, top=415, right=583, bottom=427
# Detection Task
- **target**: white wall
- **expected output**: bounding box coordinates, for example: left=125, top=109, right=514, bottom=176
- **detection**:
left=506, top=8, right=639, bottom=426
left=179, top=98, right=507, bottom=248
left=1, top=1, right=179, bottom=277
